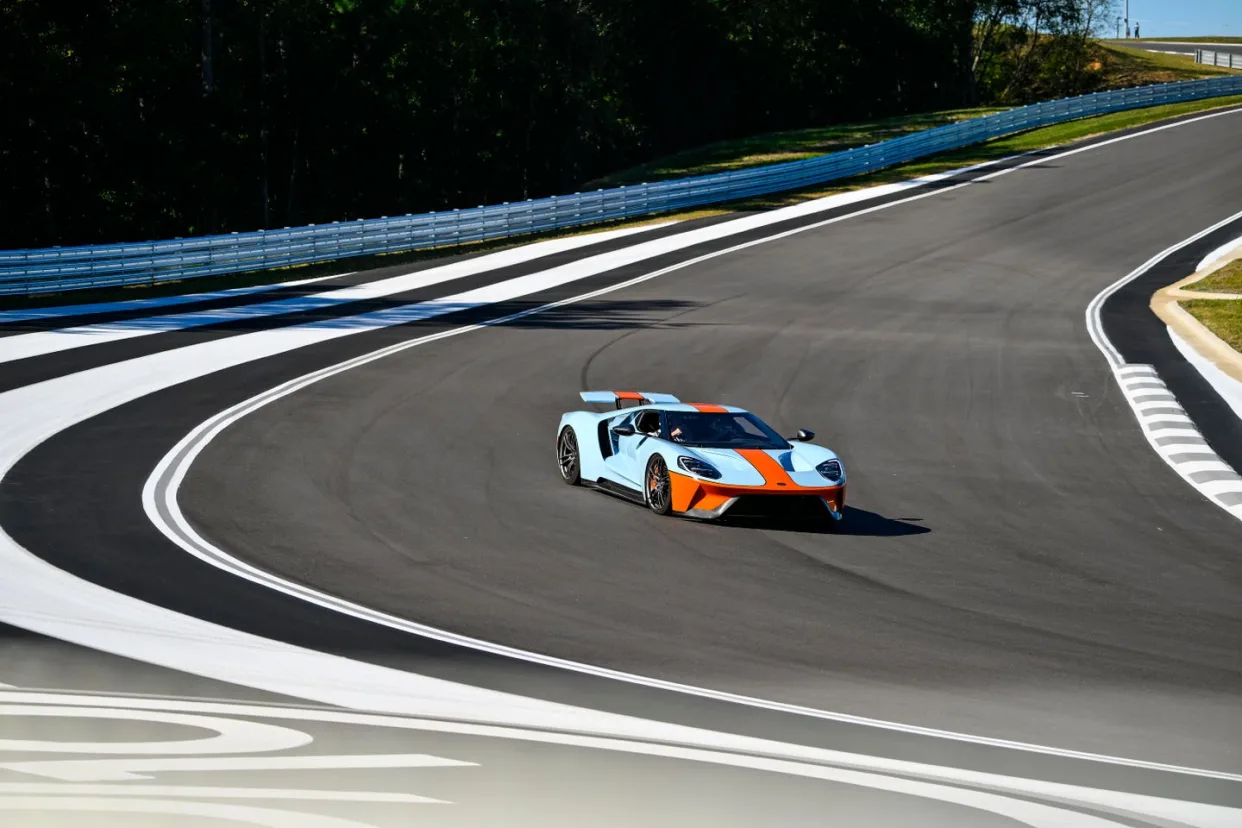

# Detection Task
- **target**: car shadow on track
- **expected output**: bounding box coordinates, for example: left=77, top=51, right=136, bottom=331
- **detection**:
left=714, top=506, right=929, bottom=537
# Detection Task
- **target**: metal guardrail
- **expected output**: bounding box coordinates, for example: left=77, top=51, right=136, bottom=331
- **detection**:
left=1196, top=49, right=1242, bottom=70
left=4, top=75, right=1242, bottom=295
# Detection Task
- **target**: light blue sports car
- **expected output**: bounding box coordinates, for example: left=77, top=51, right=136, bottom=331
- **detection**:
left=556, top=391, right=846, bottom=521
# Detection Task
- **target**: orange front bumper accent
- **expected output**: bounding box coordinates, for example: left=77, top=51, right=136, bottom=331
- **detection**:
left=669, top=471, right=846, bottom=515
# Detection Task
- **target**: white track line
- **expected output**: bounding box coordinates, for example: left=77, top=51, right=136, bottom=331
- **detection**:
left=0, top=274, right=339, bottom=324
left=2, top=108, right=1242, bottom=804
left=0, top=785, right=448, bottom=803
left=0, top=223, right=670, bottom=365
left=2, top=692, right=1236, bottom=828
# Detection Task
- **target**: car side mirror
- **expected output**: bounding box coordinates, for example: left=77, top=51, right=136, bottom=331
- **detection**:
left=612, top=424, right=635, bottom=437
left=788, top=429, right=815, bottom=442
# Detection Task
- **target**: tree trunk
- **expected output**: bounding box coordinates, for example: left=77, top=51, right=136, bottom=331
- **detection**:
left=201, top=0, right=217, bottom=234
left=201, top=0, right=213, bottom=95
left=258, top=0, right=270, bottom=228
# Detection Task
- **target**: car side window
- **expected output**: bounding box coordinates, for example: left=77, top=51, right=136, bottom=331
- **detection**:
left=635, top=410, right=661, bottom=436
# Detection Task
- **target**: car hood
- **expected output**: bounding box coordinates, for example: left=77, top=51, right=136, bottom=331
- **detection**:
left=684, top=445, right=840, bottom=488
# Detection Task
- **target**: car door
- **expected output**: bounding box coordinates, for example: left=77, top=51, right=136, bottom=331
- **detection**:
left=617, top=409, right=662, bottom=486
left=602, top=412, right=640, bottom=487
left=603, top=409, right=659, bottom=488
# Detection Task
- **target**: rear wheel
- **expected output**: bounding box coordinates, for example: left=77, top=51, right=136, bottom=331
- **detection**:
left=557, top=427, right=580, bottom=485
left=645, top=456, right=673, bottom=515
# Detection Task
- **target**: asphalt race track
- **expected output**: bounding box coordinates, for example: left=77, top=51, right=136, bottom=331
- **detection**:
left=2, top=108, right=1242, bottom=826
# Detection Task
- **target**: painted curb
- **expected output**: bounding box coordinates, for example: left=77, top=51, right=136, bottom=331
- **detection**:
left=1150, top=238, right=1242, bottom=387
left=1113, top=364, right=1242, bottom=517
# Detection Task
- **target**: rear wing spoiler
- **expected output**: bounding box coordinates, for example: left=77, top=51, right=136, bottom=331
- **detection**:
left=580, top=391, right=680, bottom=409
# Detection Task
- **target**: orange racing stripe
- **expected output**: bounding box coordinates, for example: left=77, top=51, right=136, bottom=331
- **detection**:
left=689, top=403, right=727, bottom=413
left=735, top=448, right=798, bottom=488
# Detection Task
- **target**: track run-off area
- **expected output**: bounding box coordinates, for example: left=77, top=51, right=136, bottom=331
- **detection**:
left=1, top=107, right=1241, bottom=827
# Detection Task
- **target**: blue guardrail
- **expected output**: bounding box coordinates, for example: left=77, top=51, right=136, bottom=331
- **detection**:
left=3, top=76, right=1241, bottom=295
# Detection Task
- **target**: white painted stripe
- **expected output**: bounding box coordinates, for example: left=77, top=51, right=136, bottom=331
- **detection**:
left=1174, top=460, right=1237, bottom=474
left=1199, top=479, right=1242, bottom=496
left=0, top=275, right=338, bottom=324
left=1133, top=400, right=1183, bottom=412
left=3, top=108, right=1242, bottom=811
left=2, top=693, right=1236, bottom=828
left=0, top=223, right=672, bottom=365
left=0, top=704, right=311, bottom=755
left=1155, top=443, right=1217, bottom=455
left=0, top=784, right=446, bottom=803
left=1143, top=427, right=1201, bottom=438
left=1138, top=414, right=1195, bottom=425
left=1169, top=326, right=1242, bottom=424
left=0, top=796, right=406, bottom=827
left=1196, top=233, right=1242, bottom=272
left=2, top=754, right=474, bottom=782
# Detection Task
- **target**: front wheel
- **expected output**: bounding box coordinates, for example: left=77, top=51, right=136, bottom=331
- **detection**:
left=557, top=427, right=581, bottom=485
left=645, top=456, right=673, bottom=516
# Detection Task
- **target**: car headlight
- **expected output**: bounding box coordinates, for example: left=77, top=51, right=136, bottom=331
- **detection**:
left=816, top=458, right=844, bottom=482
left=677, top=456, right=722, bottom=480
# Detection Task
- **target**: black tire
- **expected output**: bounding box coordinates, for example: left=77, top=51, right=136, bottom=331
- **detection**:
left=557, top=427, right=581, bottom=485
left=645, top=456, right=673, bottom=516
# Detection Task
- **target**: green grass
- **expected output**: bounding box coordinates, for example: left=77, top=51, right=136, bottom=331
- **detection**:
left=1183, top=298, right=1242, bottom=352
left=1187, top=260, right=1242, bottom=293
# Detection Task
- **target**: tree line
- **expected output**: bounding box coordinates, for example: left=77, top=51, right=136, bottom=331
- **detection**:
left=1, top=0, right=1114, bottom=249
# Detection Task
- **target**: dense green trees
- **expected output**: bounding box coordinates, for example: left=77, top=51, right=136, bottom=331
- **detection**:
left=0, top=0, right=1111, bottom=249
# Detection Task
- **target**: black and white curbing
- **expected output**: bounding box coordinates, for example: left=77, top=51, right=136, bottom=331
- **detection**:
left=1114, top=364, right=1242, bottom=518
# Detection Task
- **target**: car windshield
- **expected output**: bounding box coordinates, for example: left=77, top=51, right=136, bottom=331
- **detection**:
left=664, top=411, right=790, bottom=449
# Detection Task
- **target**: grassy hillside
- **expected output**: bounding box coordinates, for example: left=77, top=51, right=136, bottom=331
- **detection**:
left=1092, top=43, right=1240, bottom=87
